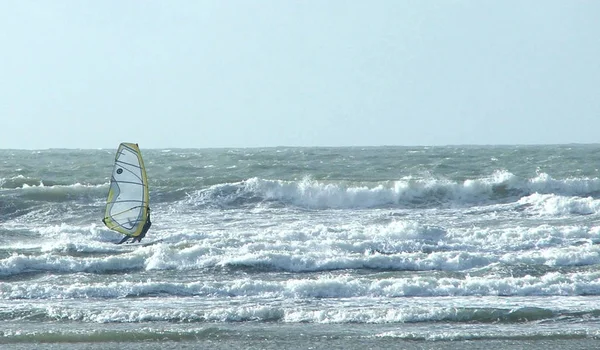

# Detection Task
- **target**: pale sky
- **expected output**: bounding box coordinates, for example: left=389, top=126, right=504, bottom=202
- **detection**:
left=1, top=1, right=599, bottom=149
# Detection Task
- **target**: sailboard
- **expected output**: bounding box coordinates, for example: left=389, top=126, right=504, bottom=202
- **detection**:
left=103, top=143, right=150, bottom=239
left=121, top=238, right=164, bottom=247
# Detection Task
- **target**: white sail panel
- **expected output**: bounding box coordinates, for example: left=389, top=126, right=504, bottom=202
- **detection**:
left=103, top=143, right=149, bottom=237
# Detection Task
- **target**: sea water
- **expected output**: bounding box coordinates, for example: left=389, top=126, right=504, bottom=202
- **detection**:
left=2, top=145, right=600, bottom=349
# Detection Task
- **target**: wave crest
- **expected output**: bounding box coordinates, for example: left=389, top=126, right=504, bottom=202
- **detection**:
left=184, top=171, right=600, bottom=209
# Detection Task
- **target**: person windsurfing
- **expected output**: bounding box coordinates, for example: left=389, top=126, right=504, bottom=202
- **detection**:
left=115, top=207, right=152, bottom=244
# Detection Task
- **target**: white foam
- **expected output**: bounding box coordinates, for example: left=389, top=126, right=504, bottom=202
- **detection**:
left=184, top=172, right=600, bottom=209
left=518, top=193, right=600, bottom=216
left=2, top=295, right=596, bottom=325
left=6, top=265, right=600, bottom=300
left=4, top=217, right=600, bottom=279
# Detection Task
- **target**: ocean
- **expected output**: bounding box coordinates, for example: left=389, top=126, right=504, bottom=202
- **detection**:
left=2, top=145, right=600, bottom=349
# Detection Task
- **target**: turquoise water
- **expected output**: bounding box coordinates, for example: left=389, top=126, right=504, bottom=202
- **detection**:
left=2, top=145, right=600, bottom=349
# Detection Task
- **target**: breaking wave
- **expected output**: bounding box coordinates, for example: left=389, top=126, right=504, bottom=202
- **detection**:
left=186, top=171, right=600, bottom=209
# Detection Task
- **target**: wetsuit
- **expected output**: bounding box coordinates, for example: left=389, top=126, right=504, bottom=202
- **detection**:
left=116, top=209, right=151, bottom=244
left=131, top=211, right=151, bottom=243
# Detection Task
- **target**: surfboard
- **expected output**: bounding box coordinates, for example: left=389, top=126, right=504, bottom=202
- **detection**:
left=103, top=143, right=150, bottom=240
left=115, top=239, right=164, bottom=247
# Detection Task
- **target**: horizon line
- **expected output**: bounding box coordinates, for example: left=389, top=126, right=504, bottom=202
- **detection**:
left=0, top=142, right=598, bottom=151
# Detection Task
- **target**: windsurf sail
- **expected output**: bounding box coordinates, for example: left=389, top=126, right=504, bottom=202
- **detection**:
left=103, top=143, right=149, bottom=237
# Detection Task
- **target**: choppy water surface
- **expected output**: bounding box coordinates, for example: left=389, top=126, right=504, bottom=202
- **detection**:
left=2, top=145, right=600, bottom=349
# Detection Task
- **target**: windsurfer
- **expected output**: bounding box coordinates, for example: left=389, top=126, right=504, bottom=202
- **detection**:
left=116, top=208, right=152, bottom=244
left=132, top=208, right=151, bottom=243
